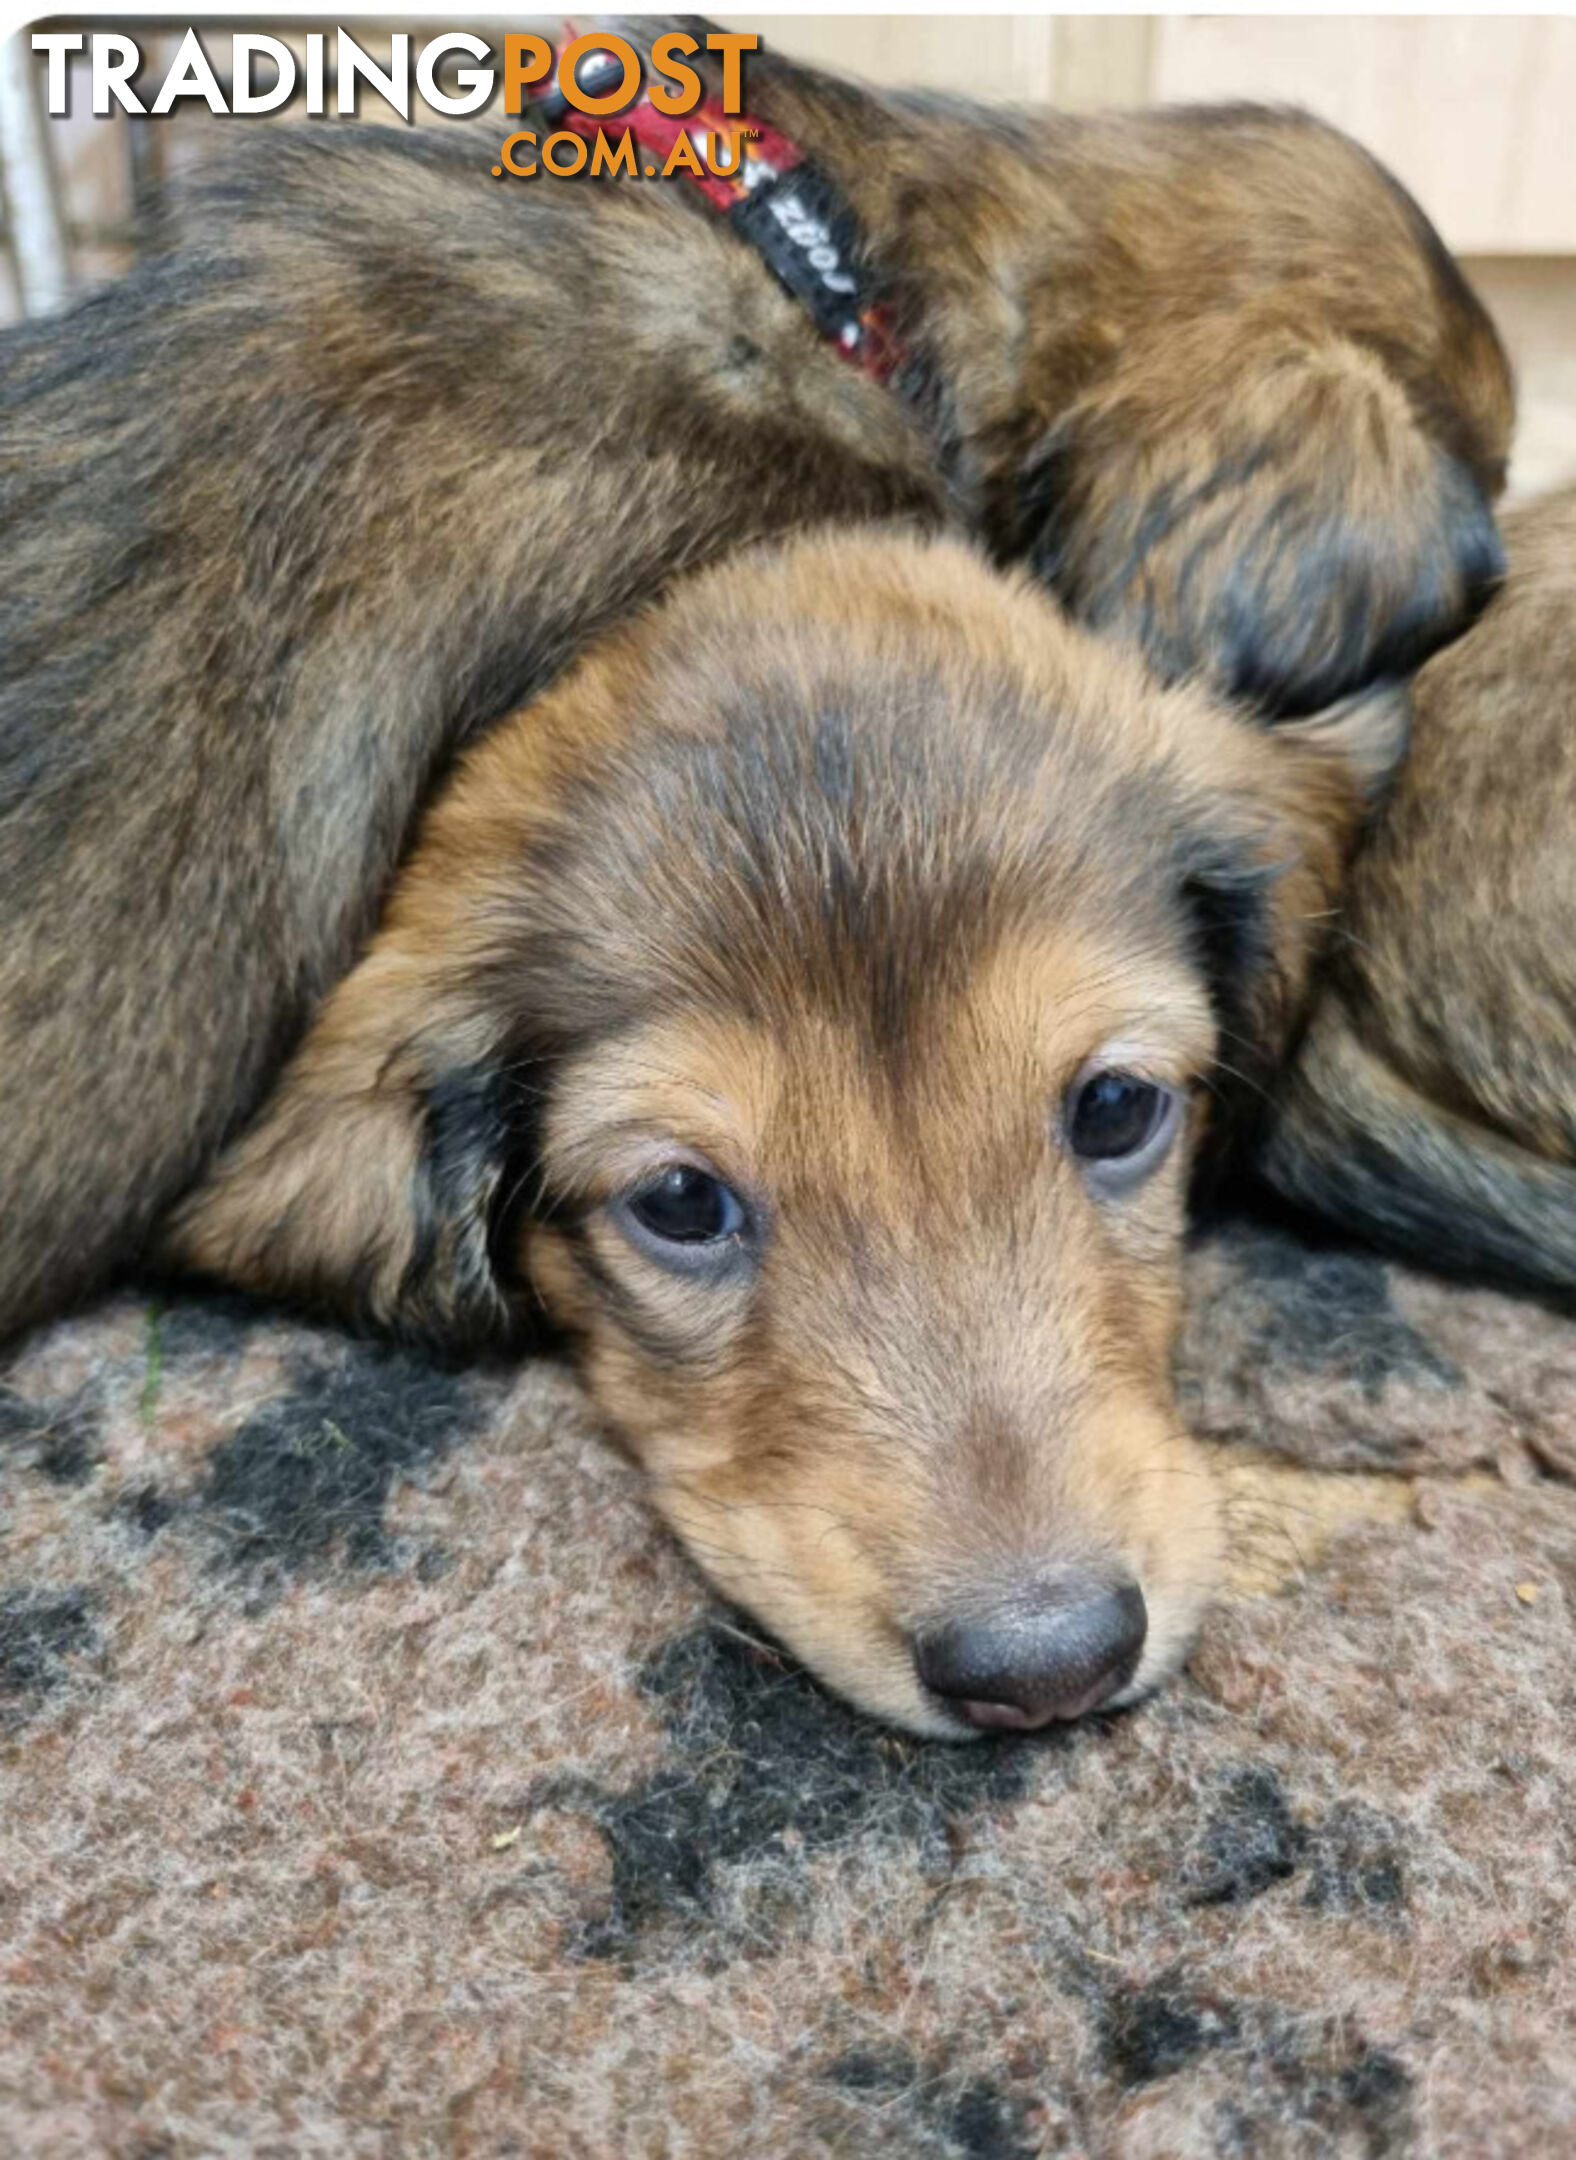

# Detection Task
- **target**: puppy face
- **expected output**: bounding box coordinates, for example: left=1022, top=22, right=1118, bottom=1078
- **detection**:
left=170, top=532, right=1395, bottom=1734
left=526, top=944, right=1221, bottom=1733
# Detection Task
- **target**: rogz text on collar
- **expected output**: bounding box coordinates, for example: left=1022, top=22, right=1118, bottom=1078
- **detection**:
left=531, top=46, right=900, bottom=385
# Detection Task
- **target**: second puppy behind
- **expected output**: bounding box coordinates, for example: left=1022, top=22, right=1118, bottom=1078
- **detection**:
left=1263, top=483, right=1576, bottom=1287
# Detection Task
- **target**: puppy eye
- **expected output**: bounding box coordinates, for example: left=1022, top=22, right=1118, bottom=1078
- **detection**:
left=629, top=1166, right=743, bottom=1243
left=1064, top=1070, right=1181, bottom=1187
left=613, top=1165, right=752, bottom=1274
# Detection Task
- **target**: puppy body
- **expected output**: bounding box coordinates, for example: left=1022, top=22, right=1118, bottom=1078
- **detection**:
left=170, top=527, right=1399, bottom=1732
left=0, top=33, right=1510, bottom=1339
left=1262, top=485, right=1576, bottom=1285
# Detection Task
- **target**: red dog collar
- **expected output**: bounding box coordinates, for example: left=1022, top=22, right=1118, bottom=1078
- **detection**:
left=531, top=48, right=901, bottom=384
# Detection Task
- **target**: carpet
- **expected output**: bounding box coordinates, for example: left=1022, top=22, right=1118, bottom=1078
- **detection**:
left=3, top=1219, right=1574, bottom=2157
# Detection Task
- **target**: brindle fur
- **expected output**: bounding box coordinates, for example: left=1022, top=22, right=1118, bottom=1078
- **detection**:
left=1262, top=485, right=1576, bottom=1286
left=0, top=26, right=1510, bottom=1340
left=169, top=528, right=1401, bottom=1731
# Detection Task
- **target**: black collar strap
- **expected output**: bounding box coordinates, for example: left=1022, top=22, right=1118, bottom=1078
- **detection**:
left=533, top=54, right=901, bottom=382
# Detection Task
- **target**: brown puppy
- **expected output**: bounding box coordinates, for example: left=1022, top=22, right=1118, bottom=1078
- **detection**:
left=1262, top=485, right=1576, bottom=1287
left=0, top=32, right=1510, bottom=1343
left=169, top=528, right=1402, bottom=1735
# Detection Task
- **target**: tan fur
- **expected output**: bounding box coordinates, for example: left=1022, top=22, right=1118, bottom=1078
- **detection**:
left=171, top=529, right=1394, bottom=1732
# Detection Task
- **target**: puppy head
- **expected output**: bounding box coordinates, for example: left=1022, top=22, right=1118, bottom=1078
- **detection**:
left=171, top=532, right=1399, bottom=1734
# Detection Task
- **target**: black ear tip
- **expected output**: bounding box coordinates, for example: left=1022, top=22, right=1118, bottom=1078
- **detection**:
left=1011, top=424, right=1508, bottom=725
left=1369, top=453, right=1509, bottom=680
left=1228, top=452, right=1509, bottom=723
left=1456, top=483, right=1508, bottom=618
left=400, top=1060, right=536, bottom=1345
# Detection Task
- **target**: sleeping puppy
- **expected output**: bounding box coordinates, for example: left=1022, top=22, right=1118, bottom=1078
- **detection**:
left=1262, top=484, right=1576, bottom=1289
left=0, top=31, right=1511, bottom=1343
left=168, top=529, right=1403, bottom=1735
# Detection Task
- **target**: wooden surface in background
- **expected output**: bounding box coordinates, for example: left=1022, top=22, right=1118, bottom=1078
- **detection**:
left=735, top=15, right=1576, bottom=255
left=729, top=16, right=1154, bottom=111
left=1153, top=16, right=1576, bottom=256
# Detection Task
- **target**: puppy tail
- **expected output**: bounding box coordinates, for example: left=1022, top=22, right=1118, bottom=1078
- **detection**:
left=1259, top=996, right=1576, bottom=1292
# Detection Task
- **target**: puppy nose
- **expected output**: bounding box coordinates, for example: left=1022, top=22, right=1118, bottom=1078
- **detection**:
left=914, top=1574, right=1147, bottom=1731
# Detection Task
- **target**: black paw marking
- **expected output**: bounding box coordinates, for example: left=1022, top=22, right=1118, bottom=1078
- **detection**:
left=1303, top=1802, right=1406, bottom=1916
left=1098, top=1974, right=1414, bottom=2154
left=0, top=1383, right=100, bottom=1484
left=201, top=1340, right=481, bottom=1575
left=826, top=2047, right=1037, bottom=2160
left=1181, top=1763, right=1407, bottom=1917
left=530, top=1621, right=1036, bottom=1956
left=1184, top=1763, right=1306, bottom=1907
left=1216, top=2022, right=1414, bottom=2157
left=1198, top=1222, right=1460, bottom=1404
left=1103, top=1979, right=1241, bottom=2086
left=113, top=1483, right=178, bottom=1539
left=0, top=1588, right=98, bottom=1717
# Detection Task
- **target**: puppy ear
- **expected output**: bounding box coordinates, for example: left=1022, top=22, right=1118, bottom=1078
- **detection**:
left=164, top=949, right=535, bottom=1347
left=1015, top=323, right=1504, bottom=718
left=1179, top=681, right=1405, bottom=1093
left=1275, top=679, right=1412, bottom=806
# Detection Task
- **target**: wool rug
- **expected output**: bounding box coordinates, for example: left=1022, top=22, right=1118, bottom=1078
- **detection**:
left=3, top=1217, right=1574, bottom=2157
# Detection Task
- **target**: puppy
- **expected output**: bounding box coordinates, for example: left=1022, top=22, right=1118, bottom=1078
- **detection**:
left=167, top=528, right=1404, bottom=1734
left=0, top=33, right=1510, bottom=1342
left=1262, top=484, right=1576, bottom=1288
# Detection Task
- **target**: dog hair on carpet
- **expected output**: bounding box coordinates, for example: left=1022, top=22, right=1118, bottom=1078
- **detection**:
left=2, top=1218, right=1574, bottom=2158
